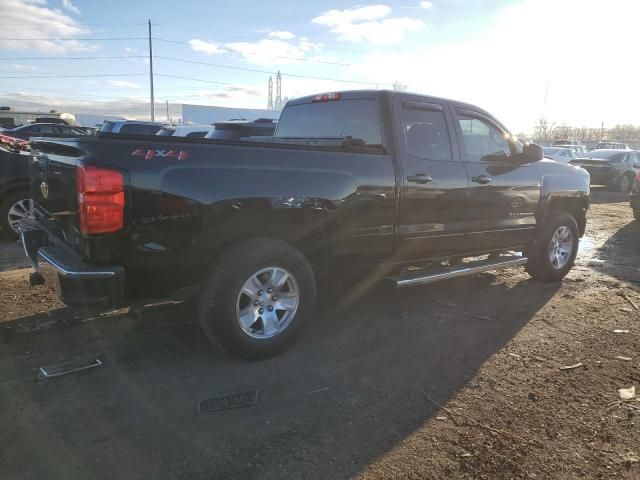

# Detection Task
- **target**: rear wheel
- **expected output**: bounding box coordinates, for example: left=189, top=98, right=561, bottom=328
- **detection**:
left=198, top=238, right=317, bottom=359
left=615, top=174, right=632, bottom=193
left=526, top=210, right=579, bottom=282
left=1, top=191, right=32, bottom=238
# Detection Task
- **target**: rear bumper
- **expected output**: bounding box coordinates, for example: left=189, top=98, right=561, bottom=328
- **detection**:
left=18, top=219, right=124, bottom=307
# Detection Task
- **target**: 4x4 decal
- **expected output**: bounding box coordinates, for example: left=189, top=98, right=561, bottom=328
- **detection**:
left=131, top=148, right=189, bottom=161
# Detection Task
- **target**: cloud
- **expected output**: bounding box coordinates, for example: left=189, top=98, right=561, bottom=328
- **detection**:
left=268, top=31, right=295, bottom=40
left=188, top=38, right=227, bottom=55
left=124, top=46, right=139, bottom=54
left=61, top=0, right=80, bottom=15
left=0, top=0, right=94, bottom=53
left=106, top=80, right=141, bottom=89
left=419, top=1, right=434, bottom=8
left=7, top=63, right=43, bottom=72
left=312, top=4, right=425, bottom=44
left=224, top=37, right=322, bottom=65
left=189, top=34, right=322, bottom=65
left=346, top=0, right=640, bottom=131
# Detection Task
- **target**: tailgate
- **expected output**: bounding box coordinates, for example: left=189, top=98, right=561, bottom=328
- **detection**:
left=29, top=140, right=85, bottom=245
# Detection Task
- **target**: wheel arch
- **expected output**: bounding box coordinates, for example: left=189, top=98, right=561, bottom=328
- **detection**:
left=0, top=180, right=31, bottom=203
left=538, top=194, right=589, bottom=237
left=204, top=207, right=331, bottom=289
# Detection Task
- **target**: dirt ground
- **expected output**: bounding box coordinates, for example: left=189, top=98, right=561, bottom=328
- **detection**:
left=0, top=187, right=639, bottom=480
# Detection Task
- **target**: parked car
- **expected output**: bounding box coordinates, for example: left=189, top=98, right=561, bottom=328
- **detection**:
left=570, top=150, right=640, bottom=192
left=543, top=147, right=581, bottom=163
left=156, top=125, right=212, bottom=138
left=34, top=117, right=70, bottom=125
left=0, top=134, right=31, bottom=237
left=19, top=90, right=589, bottom=359
left=4, top=123, right=89, bottom=141
left=205, top=118, right=277, bottom=140
left=596, top=141, right=631, bottom=150
left=100, top=120, right=165, bottom=136
left=551, top=140, right=589, bottom=155
left=631, top=171, right=640, bottom=220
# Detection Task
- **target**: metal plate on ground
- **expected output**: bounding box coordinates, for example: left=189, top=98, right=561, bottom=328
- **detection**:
left=38, top=358, right=103, bottom=379
left=197, top=390, right=259, bottom=414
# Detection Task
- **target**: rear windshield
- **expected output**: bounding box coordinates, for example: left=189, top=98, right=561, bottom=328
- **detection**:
left=275, top=98, right=382, bottom=146
left=119, top=124, right=162, bottom=135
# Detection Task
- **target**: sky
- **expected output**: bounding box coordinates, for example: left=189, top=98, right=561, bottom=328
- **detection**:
left=0, top=0, right=638, bottom=132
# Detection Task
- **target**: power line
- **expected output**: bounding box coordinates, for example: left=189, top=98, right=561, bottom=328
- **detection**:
left=154, top=56, right=378, bottom=86
left=0, top=55, right=147, bottom=61
left=155, top=73, right=231, bottom=86
left=0, top=37, right=146, bottom=41
left=153, top=37, right=350, bottom=66
left=150, top=23, right=373, bottom=56
left=0, top=22, right=146, bottom=26
left=0, top=73, right=147, bottom=79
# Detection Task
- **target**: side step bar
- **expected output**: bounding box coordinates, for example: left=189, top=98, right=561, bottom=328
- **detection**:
left=391, top=255, right=528, bottom=288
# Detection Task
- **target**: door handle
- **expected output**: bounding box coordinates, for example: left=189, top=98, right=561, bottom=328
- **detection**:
left=407, top=174, right=433, bottom=184
left=472, top=175, right=493, bottom=185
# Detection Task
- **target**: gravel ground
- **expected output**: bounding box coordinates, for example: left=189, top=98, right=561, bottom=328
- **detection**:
left=0, top=188, right=638, bottom=480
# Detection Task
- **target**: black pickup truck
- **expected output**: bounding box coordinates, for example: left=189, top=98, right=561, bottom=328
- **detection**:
left=19, top=90, right=590, bottom=358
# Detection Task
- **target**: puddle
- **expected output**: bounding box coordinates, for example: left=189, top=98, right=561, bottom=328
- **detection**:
left=578, top=235, right=597, bottom=257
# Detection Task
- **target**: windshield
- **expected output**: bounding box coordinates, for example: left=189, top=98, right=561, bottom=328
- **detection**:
left=544, top=148, right=560, bottom=154
left=275, top=98, right=382, bottom=145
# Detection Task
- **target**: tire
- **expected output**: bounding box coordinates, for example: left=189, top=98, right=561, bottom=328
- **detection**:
left=197, top=238, right=317, bottom=359
left=0, top=191, right=32, bottom=239
left=615, top=174, right=632, bottom=193
left=526, top=210, right=579, bottom=282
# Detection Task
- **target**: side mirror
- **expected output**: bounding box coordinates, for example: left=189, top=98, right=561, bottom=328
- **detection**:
left=521, top=143, right=543, bottom=163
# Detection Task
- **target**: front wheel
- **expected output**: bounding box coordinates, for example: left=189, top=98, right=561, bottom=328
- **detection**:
left=198, top=238, right=317, bottom=359
left=526, top=211, right=579, bottom=282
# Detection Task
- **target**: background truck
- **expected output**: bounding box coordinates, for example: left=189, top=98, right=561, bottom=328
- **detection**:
left=19, top=90, right=590, bottom=358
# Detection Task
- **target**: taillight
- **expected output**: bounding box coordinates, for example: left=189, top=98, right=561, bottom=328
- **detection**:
left=76, top=166, right=125, bottom=235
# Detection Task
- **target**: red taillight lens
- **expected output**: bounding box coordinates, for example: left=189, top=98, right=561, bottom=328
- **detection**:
left=77, top=166, right=124, bottom=235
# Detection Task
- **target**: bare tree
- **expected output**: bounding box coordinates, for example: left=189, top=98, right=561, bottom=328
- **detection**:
left=533, top=117, right=556, bottom=142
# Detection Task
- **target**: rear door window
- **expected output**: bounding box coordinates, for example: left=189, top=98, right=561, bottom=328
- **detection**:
left=401, top=107, right=452, bottom=162
left=275, top=98, right=382, bottom=146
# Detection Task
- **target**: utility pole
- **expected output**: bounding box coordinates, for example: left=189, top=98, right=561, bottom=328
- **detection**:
left=148, top=20, right=155, bottom=122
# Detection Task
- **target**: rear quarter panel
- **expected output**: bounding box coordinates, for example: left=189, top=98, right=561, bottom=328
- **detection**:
left=44, top=137, right=397, bottom=275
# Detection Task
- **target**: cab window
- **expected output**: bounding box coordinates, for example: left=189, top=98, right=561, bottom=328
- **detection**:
left=457, top=115, right=510, bottom=163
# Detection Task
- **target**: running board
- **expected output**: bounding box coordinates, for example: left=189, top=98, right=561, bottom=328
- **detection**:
left=391, top=255, right=528, bottom=288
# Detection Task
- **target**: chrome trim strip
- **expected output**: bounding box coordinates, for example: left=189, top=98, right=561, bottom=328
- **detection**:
left=394, top=257, right=528, bottom=288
